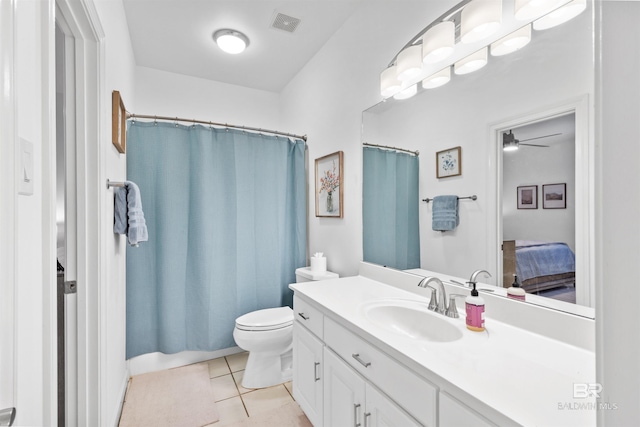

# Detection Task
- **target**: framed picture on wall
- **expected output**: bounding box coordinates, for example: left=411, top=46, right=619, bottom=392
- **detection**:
left=315, top=151, right=343, bottom=218
left=543, top=183, right=567, bottom=209
left=436, top=146, right=461, bottom=178
left=112, top=90, right=127, bottom=154
left=517, top=185, right=538, bottom=209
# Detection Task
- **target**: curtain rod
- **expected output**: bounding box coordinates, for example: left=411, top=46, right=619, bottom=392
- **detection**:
left=363, top=142, right=419, bottom=156
left=126, top=113, right=307, bottom=142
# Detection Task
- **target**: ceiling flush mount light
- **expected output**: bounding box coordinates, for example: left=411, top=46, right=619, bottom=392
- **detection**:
left=213, top=29, right=250, bottom=54
left=380, top=65, right=402, bottom=98
left=533, top=0, right=587, bottom=30
left=422, top=67, right=451, bottom=89
left=454, top=48, right=488, bottom=75
left=491, top=24, right=531, bottom=56
left=460, top=0, right=502, bottom=44
left=396, top=45, right=423, bottom=81
left=422, top=21, right=455, bottom=64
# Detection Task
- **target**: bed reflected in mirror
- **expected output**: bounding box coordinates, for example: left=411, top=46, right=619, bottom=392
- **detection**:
left=501, top=114, right=578, bottom=304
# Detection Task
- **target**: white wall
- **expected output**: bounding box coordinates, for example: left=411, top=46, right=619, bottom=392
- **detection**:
left=503, top=134, right=575, bottom=250
left=596, top=1, right=640, bottom=424
left=134, top=66, right=281, bottom=128
left=14, top=1, right=47, bottom=424
left=93, top=0, right=137, bottom=425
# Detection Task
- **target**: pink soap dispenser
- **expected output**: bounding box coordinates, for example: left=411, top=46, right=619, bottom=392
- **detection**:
left=465, top=283, right=485, bottom=332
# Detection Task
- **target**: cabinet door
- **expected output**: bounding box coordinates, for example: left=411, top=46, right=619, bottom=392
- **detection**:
left=323, top=348, right=366, bottom=427
left=365, top=384, right=421, bottom=427
left=439, top=392, right=496, bottom=427
left=293, top=323, right=324, bottom=427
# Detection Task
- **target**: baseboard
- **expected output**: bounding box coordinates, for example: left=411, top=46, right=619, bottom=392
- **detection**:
left=111, top=370, right=130, bottom=427
left=127, top=346, right=244, bottom=376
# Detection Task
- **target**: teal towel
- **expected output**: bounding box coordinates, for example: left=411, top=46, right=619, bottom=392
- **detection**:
left=432, top=195, right=459, bottom=231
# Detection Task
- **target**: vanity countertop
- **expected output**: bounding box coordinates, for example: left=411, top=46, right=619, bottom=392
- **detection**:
left=290, top=275, right=596, bottom=427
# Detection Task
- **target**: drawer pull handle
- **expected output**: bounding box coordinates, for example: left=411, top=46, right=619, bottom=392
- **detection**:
left=314, top=362, right=320, bottom=381
left=298, top=312, right=310, bottom=320
left=364, top=412, right=371, bottom=427
left=354, top=403, right=361, bottom=427
left=352, top=353, right=371, bottom=368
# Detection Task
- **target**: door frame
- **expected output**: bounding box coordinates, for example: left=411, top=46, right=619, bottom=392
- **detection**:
left=0, top=0, right=17, bottom=416
left=53, top=0, right=105, bottom=425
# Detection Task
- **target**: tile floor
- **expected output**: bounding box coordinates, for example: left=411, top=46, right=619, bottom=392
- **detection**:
left=203, top=352, right=308, bottom=426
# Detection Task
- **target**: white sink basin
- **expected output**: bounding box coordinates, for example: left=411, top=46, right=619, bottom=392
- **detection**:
left=360, top=299, right=464, bottom=342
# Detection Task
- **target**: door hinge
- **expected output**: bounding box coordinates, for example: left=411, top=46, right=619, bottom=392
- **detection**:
left=64, top=280, right=77, bottom=294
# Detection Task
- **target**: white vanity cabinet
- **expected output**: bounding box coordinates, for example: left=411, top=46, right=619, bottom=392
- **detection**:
left=439, top=392, right=496, bottom=427
left=323, top=347, right=420, bottom=427
left=293, top=297, right=325, bottom=427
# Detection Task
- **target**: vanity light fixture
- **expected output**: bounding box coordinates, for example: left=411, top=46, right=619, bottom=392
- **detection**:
left=422, top=21, right=455, bottom=64
left=379, top=0, right=587, bottom=100
left=514, top=0, right=564, bottom=20
left=213, top=29, right=250, bottom=54
left=490, top=24, right=531, bottom=56
left=454, top=48, right=488, bottom=75
left=393, top=84, right=418, bottom=100
left=460, top=0, right=502, bottom=44
left=396, top=45, right=423, bottom=81
left=422, top=67, right=451, bottom=89
left=533, top=0, right=587, bottom=30
left=380, top=65, right=402, bottom=98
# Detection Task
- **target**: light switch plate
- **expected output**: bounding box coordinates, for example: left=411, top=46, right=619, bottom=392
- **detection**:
left=18, top=138, right=34, bottom=196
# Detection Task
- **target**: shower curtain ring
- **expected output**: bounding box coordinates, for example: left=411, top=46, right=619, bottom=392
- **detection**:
left=154, top=115, right=157, bottom=125
left=175, top=117, right=179, bottom=127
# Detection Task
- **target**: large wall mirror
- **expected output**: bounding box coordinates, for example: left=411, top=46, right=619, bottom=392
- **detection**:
left=362, top=1, right=594, bottom=318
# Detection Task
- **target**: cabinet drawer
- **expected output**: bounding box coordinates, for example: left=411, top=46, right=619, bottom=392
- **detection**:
left=293, top=295, right=324, bottom=339
left=324, top=317, right=437, bottom=427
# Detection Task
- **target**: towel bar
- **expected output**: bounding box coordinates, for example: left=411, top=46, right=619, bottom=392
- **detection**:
left=106, top=179, right=125, bottom=189
left=422, top=195, right=477, bottom=203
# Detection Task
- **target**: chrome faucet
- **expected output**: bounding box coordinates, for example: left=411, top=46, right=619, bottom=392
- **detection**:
left=469, top=269, right=492, bottom=285
left=417, top=276, right=447, bottom=314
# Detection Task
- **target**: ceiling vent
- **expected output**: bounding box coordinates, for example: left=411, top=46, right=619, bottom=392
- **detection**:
left=271, top=12, right=301, bottom=33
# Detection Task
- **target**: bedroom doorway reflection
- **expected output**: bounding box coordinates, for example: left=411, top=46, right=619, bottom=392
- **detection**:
left=501, top=113, right=578, bottom=305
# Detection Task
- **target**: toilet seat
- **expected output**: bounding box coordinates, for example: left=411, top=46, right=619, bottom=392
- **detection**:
left=235, top=307, right=293, bottom=331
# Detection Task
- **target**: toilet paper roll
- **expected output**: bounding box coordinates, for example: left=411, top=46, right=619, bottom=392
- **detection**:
left=310, top=257, right=327, bottom=272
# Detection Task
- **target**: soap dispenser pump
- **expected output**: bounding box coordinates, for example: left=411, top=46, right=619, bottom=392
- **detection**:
left=465, top=283, right=485, bottom=332
left=507, top=274, right=526, bottom=301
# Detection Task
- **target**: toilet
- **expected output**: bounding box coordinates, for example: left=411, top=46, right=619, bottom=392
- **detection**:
left=233, top=267, right=338, bottom=389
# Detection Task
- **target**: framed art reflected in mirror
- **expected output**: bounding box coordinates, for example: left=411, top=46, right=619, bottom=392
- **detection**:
left=517, top=185, right=538, bottom=209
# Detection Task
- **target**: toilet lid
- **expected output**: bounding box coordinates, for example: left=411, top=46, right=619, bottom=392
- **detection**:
left=235, top=306, right=293, bottom=331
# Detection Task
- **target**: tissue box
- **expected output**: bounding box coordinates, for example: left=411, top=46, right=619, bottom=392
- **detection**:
left=310, top=257, right=327, bottom=272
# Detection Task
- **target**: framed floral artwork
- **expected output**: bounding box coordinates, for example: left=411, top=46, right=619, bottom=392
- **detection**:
left=436, top=146, right=461, bottom=178
left=543, top=183, right=566, bottom=209
left=315, top=151, right=343, bottom=217
left=517, top=185, right=538, bottom=209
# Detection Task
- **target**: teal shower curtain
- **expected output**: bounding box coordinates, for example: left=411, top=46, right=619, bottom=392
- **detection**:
left=125, top=122, right=306, bottom=359
left=363, top=147, right=420, bottom=269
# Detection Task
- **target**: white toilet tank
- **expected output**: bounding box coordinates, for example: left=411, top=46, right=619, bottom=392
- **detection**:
left=295, top=267, right=339, bottom=283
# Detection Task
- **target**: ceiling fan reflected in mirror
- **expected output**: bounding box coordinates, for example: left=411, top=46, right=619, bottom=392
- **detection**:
left=502, top=130, right=562, bottom=151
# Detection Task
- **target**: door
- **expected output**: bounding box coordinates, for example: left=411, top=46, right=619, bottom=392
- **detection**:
left=323, top=348, right=366, bottom=427
left=293, top=323, right=323, bottom=426
left=365, top=384, right=421, bottom=427
left=0, top=0, right=16, bottom=424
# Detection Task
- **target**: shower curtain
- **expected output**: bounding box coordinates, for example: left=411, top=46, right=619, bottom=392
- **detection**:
left=125, top=122, right=306, bottom=359
left=363, top=147, right=420, bottom=270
